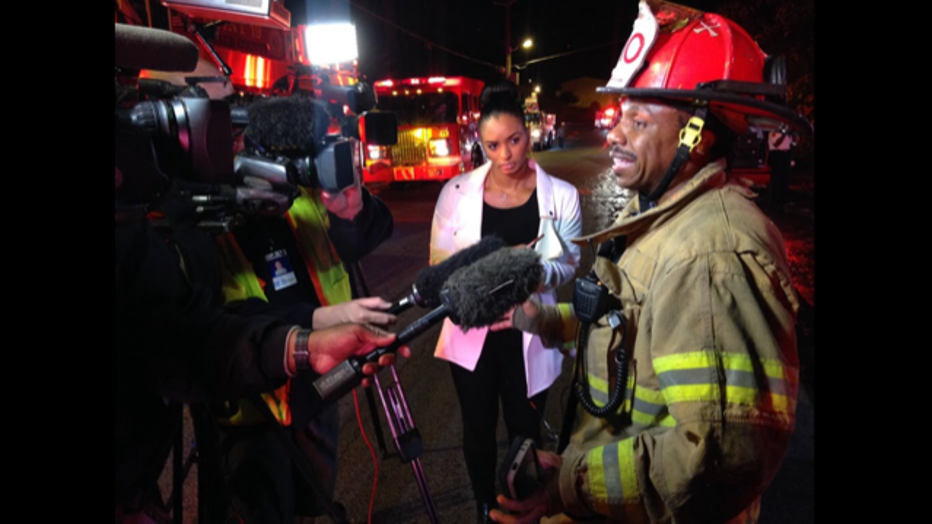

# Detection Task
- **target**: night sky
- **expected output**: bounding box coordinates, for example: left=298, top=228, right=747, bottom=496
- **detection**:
left=284, top=0, right=813, bottom=99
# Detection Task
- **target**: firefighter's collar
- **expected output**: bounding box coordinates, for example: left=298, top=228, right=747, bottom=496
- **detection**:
left=571, top=158, right=727, bottom=246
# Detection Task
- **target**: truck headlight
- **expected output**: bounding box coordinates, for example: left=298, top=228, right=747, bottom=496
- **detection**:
left=367, top=145, right=389, bottom=160
left=429, top=138, right=450, bottom=157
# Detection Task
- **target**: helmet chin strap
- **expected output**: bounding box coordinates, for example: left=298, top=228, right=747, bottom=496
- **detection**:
left=638, top=106, right=708, bottom=210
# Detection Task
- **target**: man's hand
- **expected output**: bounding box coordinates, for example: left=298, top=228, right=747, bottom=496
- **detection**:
left=490, top=450, right=563, bottom=524
left=321, top=186, right=364, bottom=221
left=313, top=297, right=397, bottom=329
left=305, top=323, right=411, bottom=381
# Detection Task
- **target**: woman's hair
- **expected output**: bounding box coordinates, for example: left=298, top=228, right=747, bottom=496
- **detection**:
left=478, top=80, right=525, bottom=130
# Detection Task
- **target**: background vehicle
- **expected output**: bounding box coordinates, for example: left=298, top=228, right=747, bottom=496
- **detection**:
left=524, top=93, right=556, bottom=150
left=594, top=106, right=617, bottom=130
left=363, top=76, right=485, bottom=185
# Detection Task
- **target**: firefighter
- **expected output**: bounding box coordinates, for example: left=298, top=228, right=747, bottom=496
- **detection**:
left=488, top=2, right=811, bottom=523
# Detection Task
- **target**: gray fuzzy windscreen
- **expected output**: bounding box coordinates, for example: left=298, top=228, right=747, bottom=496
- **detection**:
left=442, top=247, right=543, bottom=330
left=416, top=235, right=507, bottom=308
left=245, top=97, right=331, bottom=156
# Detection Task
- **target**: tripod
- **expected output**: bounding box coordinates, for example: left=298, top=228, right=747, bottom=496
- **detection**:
left=373, top=365, right=440, bottom=524
left=349, top=262, right=440, bottom=523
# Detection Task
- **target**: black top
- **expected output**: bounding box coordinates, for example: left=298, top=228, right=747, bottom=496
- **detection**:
left=481, top=189, right=540, bottom=245
left=481, top=188, right=540, bottom=353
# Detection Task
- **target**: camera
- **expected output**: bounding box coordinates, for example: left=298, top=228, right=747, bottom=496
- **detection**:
left=115, top=78, right=237, bottom=222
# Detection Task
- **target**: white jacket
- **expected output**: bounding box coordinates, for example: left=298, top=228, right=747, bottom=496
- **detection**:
left=430, top=160, right=582, bottom=397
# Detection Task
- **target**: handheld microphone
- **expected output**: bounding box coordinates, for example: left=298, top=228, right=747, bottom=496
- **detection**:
left=115, top=23, right=200, bottom=73
left=388, top=235, right=507, bottom=315
left=312, top=247, right=543, bottom=407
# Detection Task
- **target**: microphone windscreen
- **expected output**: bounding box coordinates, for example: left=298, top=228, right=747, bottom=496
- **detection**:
left=115, top=23, right=199, bottom=73
left=416, top=235, right=507, bottom=308
left=245, top=97, right=331, bottom=156
left=443, top=247, right=543, bottom=330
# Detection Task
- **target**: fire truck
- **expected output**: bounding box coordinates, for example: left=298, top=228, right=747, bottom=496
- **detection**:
left=524, top=93, right=556, bottom=151
left=363, top=76, right=486, bottom=185
left=157, top=9, right=361, bottom=113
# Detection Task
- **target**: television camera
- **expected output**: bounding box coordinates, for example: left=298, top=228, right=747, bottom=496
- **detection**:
left=115, top=27, right=396, bottom=232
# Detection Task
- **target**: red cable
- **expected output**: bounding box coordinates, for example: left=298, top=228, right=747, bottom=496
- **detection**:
left=353, top=389, right=378, bottom=524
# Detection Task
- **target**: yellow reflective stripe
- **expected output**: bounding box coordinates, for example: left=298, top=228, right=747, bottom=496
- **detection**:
left=588, top=372, right=609, bottom=395
left=587, top=446, right=609, bottom=514
left=557, top=302, right=578, bottom=343
left=636, top=387, right=664, bottom=405
left=287, top=189, right=351, bottom=306
left=725, top=386, right=796, bottom=413
left=585, top=439, right=638, bottom=512
left=618, top=439, right=638, bottom=503
left=216, top=233, right=268, bottom=304
left=654, top=350, right=798, bottom=384
left=630, top=409, right=676, bottom=427
left=661, top=384, right=796, bottom=414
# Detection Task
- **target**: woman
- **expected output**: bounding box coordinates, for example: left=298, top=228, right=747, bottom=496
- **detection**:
left=429, top=80, right=582, bottom=523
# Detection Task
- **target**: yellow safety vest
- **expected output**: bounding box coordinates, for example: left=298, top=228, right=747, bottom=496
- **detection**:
left=216, top=187, right=352, bottom=425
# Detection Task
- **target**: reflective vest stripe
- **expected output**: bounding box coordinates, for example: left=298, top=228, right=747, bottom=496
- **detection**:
left=215, top=233, right=267, bottom=304
left=286, top=188, right=351, bottom=307
left=586, top=438, right=638, bottom=513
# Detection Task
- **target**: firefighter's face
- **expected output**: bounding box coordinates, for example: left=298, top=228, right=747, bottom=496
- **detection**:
left=607, top=97, right=686, bottom=193
left=480, top=113, right=529, bottom=176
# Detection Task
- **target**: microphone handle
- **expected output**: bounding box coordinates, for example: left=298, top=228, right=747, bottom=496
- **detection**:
left=387, top=294, right=415, bottom=316
left=311, top=303, right=451, bottom=406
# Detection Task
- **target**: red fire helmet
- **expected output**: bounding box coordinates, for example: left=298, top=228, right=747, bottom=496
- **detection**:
left=599, top=1, right=812, bottom=136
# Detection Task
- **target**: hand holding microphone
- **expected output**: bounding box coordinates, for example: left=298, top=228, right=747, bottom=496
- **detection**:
left=289, top=323, right=411, bottom=388
left=312, top=297, right=397, bottom=329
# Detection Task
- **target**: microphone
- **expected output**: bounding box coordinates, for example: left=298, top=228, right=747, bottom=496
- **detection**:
left=388, top=235, right=507, bottom=315
left=312, top=247, right=543, bottom=407
left=244, top=97, right=331, bottom=156
left=115, top=23, right=200, bottom=73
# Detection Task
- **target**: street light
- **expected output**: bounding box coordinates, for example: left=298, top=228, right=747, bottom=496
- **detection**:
left=506, top=38, right=533, bottom=83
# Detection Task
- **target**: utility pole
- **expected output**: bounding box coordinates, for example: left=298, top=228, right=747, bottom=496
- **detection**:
left=495, top=0, right=518, bottom=82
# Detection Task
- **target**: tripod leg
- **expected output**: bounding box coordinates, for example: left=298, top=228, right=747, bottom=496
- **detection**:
left=364, top=385, right=390, bottom=459
left=173, top=407, right=184, bottom=524
left=375, top=369, right=441, bottom=523
left=410, top=458, right=440, bottom=524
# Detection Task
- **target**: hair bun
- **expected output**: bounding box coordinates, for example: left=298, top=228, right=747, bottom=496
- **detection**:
left=479, top=80, right=523, bottom=118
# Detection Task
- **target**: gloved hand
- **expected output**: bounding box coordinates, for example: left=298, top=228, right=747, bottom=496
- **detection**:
left=312, top=297, right=397, bottom=329
left=321, top=185, right=364, bottom=221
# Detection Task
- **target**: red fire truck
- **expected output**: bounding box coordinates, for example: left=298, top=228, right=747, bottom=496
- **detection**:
left=159, top=13, right=360, bottom=107
left=362, top=76, right=486, bottom=185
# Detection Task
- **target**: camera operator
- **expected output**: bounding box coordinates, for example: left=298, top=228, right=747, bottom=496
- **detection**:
left=115, top=23, right=407, bottom=522
left=206, top=95, right=396, bottom=524
left=115, top=216, right=405, bottom=521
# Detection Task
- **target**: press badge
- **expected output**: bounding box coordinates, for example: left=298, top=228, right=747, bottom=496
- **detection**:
left=266, top=249, right=297, bottom=291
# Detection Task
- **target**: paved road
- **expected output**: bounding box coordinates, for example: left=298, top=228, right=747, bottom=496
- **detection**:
left=162, top=126, right=815, bottom=524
